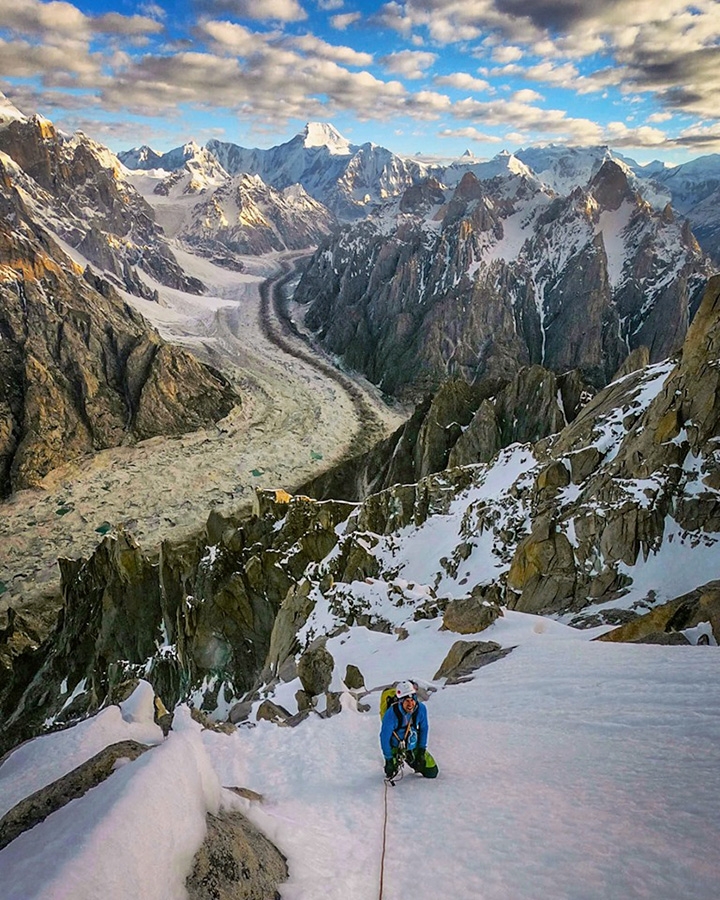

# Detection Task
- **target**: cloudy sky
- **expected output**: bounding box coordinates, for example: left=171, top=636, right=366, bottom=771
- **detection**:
left=1, top=0, right=719, bottom=162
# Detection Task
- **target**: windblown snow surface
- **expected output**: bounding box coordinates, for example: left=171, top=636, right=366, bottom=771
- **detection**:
left=2, top=614, right=719, bottom=899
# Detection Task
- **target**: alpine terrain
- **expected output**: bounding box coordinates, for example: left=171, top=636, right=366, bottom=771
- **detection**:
left=1, top=98, right=720, bottom=900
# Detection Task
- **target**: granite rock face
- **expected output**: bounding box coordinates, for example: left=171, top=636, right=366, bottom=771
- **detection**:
left=0, top=113, right=202, bottom=296
left=178, top=174, right=336, bottom=257
left=186, top=810, right=288, bottom=900
left=0, top=182, right=238, bottom=496
left=296, top=164, right=710, bottom=399
left=301, top=366, right=592, bottom=502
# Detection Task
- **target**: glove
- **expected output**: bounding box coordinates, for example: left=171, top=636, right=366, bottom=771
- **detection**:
left=410, top=748, right=426, bottom=770
left=384, top=758, right=396, bottom=777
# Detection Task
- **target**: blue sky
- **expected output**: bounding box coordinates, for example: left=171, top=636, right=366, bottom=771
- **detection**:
left=1, top=0, right=719, bottom=163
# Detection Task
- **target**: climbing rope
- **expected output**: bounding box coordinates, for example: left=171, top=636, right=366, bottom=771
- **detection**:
left=379, top=779, right=389, bottom=900
left=379, top=746, right=406, bottom=899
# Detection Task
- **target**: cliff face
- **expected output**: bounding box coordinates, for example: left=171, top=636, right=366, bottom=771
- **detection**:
left=295, top=163, right=711, bottom=399
left=0, top=115, right=202, bottom=297
left=0, top=165, right=239, bottom=497
left=179, top=174, right=337, bottom=257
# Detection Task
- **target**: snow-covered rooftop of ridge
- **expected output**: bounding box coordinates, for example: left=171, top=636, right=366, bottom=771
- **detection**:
left=302, top=121, right=353, bottom=154
left=2, top=618, right=719, bottom=900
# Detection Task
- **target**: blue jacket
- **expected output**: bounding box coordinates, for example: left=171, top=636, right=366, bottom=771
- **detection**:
left=380, top=701, right=429, bottom=759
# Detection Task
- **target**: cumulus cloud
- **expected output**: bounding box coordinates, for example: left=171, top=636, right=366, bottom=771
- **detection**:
left=380, top=49, right=437, bottom=79
left=491, top=45, right=523, bottom=63
left=453, top=95, right=605, bottom=145
left=0, top=0, right=163, bottom=39
left=604, top=120, right=670, bottom=147
left=0, top=36, right=105, bottom=85
left=434, top=72, right=491, bottom=93
left=198, top=0, right=307, bottom=20
left=195, top=19, right=265, bottom=55
left=288, top=32, right=373, bottom=66
left=439, top=126, right=500, bottom=143
left=330, top=11, right=361, bottom=29
left=512, top=88, right=543, bottom=103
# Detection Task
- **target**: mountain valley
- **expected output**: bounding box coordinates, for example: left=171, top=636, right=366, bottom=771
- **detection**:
left=1, top=96, right=720, bottom=900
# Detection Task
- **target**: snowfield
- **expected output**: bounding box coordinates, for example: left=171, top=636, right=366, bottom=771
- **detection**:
left=2, top=613, right=719, bottom=900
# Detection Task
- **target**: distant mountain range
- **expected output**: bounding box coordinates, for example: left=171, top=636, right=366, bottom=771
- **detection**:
left=295, top=158, right=712, bottom=396
left=120, top=123, right=720, bottom=263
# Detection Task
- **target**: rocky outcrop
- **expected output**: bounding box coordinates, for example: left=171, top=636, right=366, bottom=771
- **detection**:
left=297, top=642, right=334, bottom=696
left=441, top=596, right=503, bottom=634
left=0, top=180, right=238, bottom=496
left=596, top=581, right=720, bottom=644
left=295, top=166, right=711, bottom=399
left=186, top=810, right=288, bottom=900
left=433, top=640, right=511, bottom=682
left=0, top=113, right=202, bottom=295
left=301, top=367, right=591, bottom=502
left=0, top=740, right=151, bottom=851
left=0, top=493, right=354, bottom=754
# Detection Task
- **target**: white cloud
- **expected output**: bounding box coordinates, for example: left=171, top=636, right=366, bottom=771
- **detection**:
left=434, top=72, right=490, bottom=94
left=492, top=45, right=523, bottom=63
left=604, top=120, right=669, bottom=147
left=289, top=32, right=373, bottom=66
left=0, top=0, right=162, bottom=39
left=439, top=126, right=500, bottom=143
left=648, top=111, right=672, bottom=123
left=202, top=0, right=307, bottom=22
left=330, top=11, right=361, bottom=30
left=380, top=49, right=437, bottom=80
left=512, top=88, right=543, bottom=103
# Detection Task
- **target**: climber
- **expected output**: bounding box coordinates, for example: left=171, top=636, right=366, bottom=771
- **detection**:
left=380, top=680, right=438, bottom=779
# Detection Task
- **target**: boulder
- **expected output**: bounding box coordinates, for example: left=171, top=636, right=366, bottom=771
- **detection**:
left=441, top=597, right=503, bottom=634
left=255, top=700, right=292, bottom=724
left=343, top=664, right=365, bottom=690
left=186, top=809, right=288, bottom=900
left=297, top=643, right=334, bottom=696
left=433, top=639, right=511, bottom=682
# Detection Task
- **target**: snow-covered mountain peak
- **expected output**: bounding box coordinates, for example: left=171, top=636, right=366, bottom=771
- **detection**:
left=444, top=149, right=535, bottom=188
left=0, top=92, right=27, bottom=126
left=301, top=122, right=353, bottom=154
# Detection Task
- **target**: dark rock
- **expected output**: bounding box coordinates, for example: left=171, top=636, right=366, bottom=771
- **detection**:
left=433, top=640, right=512, bottom=682
left=441, top=597, right=503, bottom=634
left=0, top=183, right=238, bottom=496
left=0, top=739, right=151, bottom=851
left=343, top=664, right=365, bottom=690
left=297, top=643, right=334, bottom=696
left=186, top=809, right=288, bottom=900
left=255, top=700, right=292, bottom=724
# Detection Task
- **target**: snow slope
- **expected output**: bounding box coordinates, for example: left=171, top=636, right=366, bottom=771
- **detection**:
left=2, top=615, right=719, bottom=899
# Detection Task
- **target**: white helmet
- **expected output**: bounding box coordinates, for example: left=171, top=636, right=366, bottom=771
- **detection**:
left=395, top=680, right=416, bottom=699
